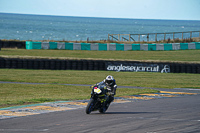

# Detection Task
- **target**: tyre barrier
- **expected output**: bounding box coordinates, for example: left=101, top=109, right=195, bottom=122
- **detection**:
left=0, top=40, right=26, bottom=48
left=0, top=57, right=199, bottom=74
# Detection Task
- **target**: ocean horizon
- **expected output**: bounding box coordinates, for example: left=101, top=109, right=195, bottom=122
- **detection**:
left=1, top=12, right=200, bottom=41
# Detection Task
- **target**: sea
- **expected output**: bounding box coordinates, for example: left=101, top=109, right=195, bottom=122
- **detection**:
left=0, top=13, right=200, bottom=42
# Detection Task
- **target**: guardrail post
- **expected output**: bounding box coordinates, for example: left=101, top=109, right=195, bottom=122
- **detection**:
left=182, top=32, right=183, bottom=40
left=138, top=34, right=140, bottom=42
left=155, top=33, right=157, bottom=42
left=164, top=33, right=166, bottom=41
left=112, top=34, right=113, bottom=41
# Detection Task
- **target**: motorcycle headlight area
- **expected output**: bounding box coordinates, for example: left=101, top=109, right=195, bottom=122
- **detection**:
left=94, top=87, right=102, bottom=94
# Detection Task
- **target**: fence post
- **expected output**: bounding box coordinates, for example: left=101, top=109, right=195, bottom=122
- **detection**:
left=118, top=34, right=120, bottom=42
left=173, top=32, right=175, bottom=40
left=147, top=34, right=149, bottom=42
left=164, top=33, right=166, bottom=41
left=108, top=34, right=110, bottom=41
left=199, top=31, right=200, bottom=38
left=155, top=33, right=157, bottom=42
left=129, top=34, right=131, bottom=42
left=112, top=34, right=113, bottom=41
left=182, top=32, right=183, bottom=40
left=190, top=31, right=192, bottom=39
left=138, top=34, right=140, bottom=42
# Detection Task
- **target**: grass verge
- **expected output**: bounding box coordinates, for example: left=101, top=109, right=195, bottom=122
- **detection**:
left=1, top=48, right=200, bottom=63
left=0, top=69, right=200, bottom=89
left=0, top=83, right=158, bottom=108
left=0, top=69, right=199, bottom=108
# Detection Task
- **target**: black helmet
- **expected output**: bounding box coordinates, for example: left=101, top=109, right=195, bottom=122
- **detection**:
left=105, top=75, right=114, bottom=86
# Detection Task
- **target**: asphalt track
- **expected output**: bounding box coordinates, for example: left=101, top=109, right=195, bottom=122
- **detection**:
left=0, top=82, right=200, bottom=132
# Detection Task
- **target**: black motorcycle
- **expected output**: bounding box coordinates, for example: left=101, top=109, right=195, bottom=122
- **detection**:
left=86, top=85, right=111, bottom=114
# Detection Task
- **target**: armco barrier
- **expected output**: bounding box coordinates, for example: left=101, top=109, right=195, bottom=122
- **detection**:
left=25, top=41, right=200, bottom=51
left=0, top=57, right=200, bottom=74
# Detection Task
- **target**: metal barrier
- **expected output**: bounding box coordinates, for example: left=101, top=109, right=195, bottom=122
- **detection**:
left=108, top=31, right=200, bottom=42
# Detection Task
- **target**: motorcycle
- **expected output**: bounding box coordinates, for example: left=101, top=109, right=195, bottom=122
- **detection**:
left=86, top=85, right=111, bottom=114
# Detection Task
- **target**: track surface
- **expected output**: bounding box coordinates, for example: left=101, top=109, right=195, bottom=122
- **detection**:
left=0, top=88, right=200, bottom=133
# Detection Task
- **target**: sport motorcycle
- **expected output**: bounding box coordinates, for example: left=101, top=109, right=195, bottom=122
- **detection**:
left=86, top=85, right=112, bottom=114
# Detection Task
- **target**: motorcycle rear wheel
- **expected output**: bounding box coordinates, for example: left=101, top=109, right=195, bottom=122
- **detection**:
left=86, top=99, right=95, bottom=114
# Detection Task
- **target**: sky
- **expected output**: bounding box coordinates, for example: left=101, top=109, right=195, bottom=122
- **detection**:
left=0, top=0, right=200, bottom=20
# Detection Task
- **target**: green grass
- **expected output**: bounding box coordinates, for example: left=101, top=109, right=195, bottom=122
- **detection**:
left=1, top=69, right=199, bottom=108
left=0, top=69, right=199, bottom=89
left=0, top=83, right=158, bottom=108
left=1, top=48, right=200, bottom=63
left=0, top=83, right=90, bottom=108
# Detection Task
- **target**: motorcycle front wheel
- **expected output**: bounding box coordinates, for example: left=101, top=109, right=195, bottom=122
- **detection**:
left=99, top=103, right=110, bottom=114
left=86, top=98, right=95, bottom=114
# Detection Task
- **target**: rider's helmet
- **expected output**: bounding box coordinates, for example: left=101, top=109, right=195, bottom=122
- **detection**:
left=105, top=75, right=115, bottom=86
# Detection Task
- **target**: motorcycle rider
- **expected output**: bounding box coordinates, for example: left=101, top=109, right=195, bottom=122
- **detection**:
left=95, top=75, right=117, bottom=104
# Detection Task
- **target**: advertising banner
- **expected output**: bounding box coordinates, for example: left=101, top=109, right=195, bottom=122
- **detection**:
left=106, top=62, right=170, bottom=73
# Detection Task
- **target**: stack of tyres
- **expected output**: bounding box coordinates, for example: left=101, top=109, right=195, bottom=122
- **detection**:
left=5, top=58, right=11, bottom=68
left=0, top=41, right=2, bottom=50
left=180, top=64, right=186, bottom=73
left=72, top=61, right=77, bottom=70
left=55, top=60, right=61, bottom=70
left=186, top=65, right=192, bottom=73
left=94, top=61, right=99, bottom=70
left=16, top=41, right=22, bottom=48
left=27, top=60, right=34, bottom=69
left=60, top=60, right=66, bottom=70
left=33, top=60, right=39, bottom=69
left=191, top=64, right=197, bottom=74
left=66, top=60, right=72, bottom=70
left=0, top=58, right=4, bottom=68
left=77, top=61, right=83, bottom=70
left=175, top=64, right=181, bottom=73
left=3, top=41, right=10, bottom=48
left=11, top=59, right=17, bottom=69
left=82, top=60, right=88, bottom=70
left=0, top=57, right=200, bottom=73
left=88, top=61, right=94, bottom=70
left=0, top=40, right=25, bottom=48
left=23, top=59, right=28, bottom=69
left=10, top=41, right=16, bottom=48
left=169, top=63, right=175, bottom=73
left=17, top=59, right=23, bottom=69
left=197, top=65, right=200, bottom=74
left=50, top=60, right=56, bottom=70
left=44, top=60, right=50, bottom=70
left=38, top=59, right=44, bottom=69
left=98, top=61, right=106, bottom=70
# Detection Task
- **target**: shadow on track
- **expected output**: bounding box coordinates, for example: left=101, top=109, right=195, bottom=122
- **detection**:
left=90, top=112, right=159, bottom=115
